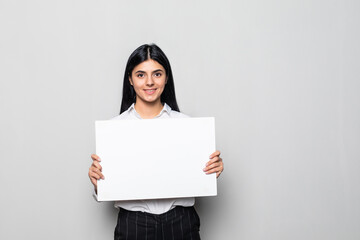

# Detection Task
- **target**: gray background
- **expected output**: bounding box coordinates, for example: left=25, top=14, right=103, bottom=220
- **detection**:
left=1, top=0, right=359, bottom=239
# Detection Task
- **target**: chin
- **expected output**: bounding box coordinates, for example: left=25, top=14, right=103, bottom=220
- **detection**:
left=142, top=96, right=160, bottom=104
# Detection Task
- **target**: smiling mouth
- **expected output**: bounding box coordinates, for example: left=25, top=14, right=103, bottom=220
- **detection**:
left=144, top=89, right=157, bottom=95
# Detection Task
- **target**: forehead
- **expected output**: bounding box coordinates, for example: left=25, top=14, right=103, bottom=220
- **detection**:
left=133, top=59, right=165, bottom=73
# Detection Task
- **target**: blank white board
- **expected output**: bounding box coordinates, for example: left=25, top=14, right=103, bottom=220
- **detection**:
left=95, top=117, right=217, bottom=201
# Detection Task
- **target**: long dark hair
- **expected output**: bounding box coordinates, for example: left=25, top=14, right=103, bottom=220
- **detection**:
left=120, top=44, right=180, bottom=114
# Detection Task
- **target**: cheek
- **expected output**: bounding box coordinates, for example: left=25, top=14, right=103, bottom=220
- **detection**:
left=132, top=80, right=143, bottom=89
left=157, top=79, right=167, bottom=88
left=131, top=84, right=142, bottom=95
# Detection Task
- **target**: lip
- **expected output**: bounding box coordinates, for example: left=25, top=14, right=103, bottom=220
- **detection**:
left=144, top=88, right=157, bottom=95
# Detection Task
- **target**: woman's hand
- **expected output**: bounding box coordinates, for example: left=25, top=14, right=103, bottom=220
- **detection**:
left=203, top=150, right=224, bottom=178
left=88, top=154, right=104, bottom=192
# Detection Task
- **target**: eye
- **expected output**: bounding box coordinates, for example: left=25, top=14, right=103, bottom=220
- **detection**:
left=154, top=72, right=162, bottom=77
left=137, top=73, right=144, bottom=78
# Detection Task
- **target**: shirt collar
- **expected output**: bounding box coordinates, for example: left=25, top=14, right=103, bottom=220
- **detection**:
left=128, top=103, right=172, bottom=119
left=160, top=103, right=172, bottom=115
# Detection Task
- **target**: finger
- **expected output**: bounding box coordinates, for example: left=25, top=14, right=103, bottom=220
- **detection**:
left=91, top=178, right=98, bottom=187
left=90, top=172, right=105, bottom=180
left=91, top=154, right=101, bottom=162
left=205, top=166, right=222, bottom=175
left=209, top=150, right=221, bottom=159
left=90, top=163, right=104, bottom=179
left=203, top=161, right=222, bottom=172
left=90, top=167, right=105, bottom=179
left=92, top=161, right=103, bottom=171
left=89, top=171, right=101, bottom=180
left=205, top=156, right=221, bottom=167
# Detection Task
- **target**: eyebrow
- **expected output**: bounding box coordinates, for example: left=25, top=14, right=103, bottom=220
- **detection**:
left=134, top=69, right=164, bottom=74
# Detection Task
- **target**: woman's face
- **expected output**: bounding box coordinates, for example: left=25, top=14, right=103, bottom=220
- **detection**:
left=130, top=59, right=167, bottom=105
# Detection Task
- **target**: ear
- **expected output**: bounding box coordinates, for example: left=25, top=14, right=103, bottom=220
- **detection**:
left=165, top=76, right=168, bottom=84
left=129, top=76, right=133, bottom=86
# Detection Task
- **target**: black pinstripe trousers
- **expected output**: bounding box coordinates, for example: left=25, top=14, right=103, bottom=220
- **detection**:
left=114, top=206, right=201, bottom=240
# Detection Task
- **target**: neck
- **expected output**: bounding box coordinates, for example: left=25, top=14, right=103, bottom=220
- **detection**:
left=134, top=98, right=164, bottom=119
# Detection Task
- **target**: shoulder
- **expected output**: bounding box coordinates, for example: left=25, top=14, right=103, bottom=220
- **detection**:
left=110, top=105, right=137, bottom=120
left=164, top=103, right=190, bottom=118
left=111, top=113, right=129, bottom=120
left=169, top=110, right=190, bottom=118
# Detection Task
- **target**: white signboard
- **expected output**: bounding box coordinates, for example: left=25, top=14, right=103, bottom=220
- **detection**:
left=95, top=117, right=217, bottom=201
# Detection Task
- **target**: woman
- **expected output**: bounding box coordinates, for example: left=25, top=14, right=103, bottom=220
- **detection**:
left=88, top=44, right=224, bottom=240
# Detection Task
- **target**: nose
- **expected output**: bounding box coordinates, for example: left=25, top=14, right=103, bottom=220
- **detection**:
left=145, top=75, right=154, bottom=86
